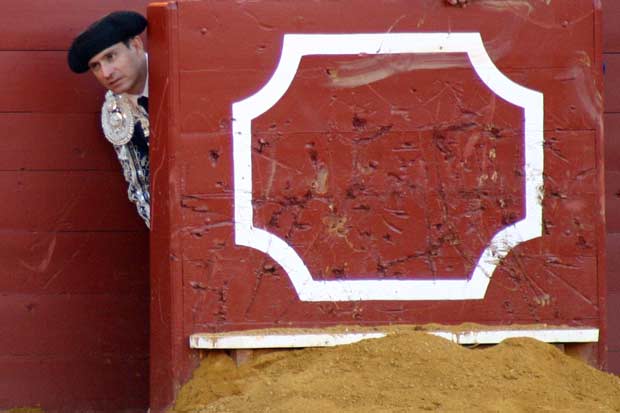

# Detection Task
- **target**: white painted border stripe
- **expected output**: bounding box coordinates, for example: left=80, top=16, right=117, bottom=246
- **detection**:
left=232, top=32, right=544, bottom=301
left=190, top=328, right=599, bottom=349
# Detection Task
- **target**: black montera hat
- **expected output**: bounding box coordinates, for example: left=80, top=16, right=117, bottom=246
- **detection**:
left=68, top=11, right=147, bottom=74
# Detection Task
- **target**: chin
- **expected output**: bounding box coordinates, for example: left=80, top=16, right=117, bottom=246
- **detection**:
left=108, top=81, right=128, bottom=95
left=110, top=86, right=126, bottom=95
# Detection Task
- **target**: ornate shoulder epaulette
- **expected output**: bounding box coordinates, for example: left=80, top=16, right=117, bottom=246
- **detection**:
left=101, top=91, right=149, bottom=145
left=101, top=90, right=135, bottom=146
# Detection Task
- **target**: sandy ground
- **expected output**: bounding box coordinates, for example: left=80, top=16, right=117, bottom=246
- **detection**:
left=171, top=330, right=620, bottom=413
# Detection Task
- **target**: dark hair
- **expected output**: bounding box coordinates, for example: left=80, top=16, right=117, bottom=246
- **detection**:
left=122, top=36, right=137, bottom=48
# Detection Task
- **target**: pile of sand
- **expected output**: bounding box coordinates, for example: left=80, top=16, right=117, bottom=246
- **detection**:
left=171, top=331, right=620, bottom=413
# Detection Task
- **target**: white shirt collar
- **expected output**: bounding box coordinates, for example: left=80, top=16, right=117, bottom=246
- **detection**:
left=125, top=53, right=148, bottom=104
left=142, top=53, right=149, bottom=98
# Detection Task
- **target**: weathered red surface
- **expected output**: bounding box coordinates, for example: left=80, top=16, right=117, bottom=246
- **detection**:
left=0, top=1, right=149, bottom=50
left=604, top=0, right=620, bottom=375
left=0, top=232, right=147, bottom=294
left=0, top=114, right=116, bottom=170
left=0, top=1, right=151, bottom=412
left=149, top=0, right=606, bottom=410
left=604, top=0, right=620, bottom=52
left=148, top=3, right=193, bottom=410
left=605, top=54, right=620, bottom=112
left=606, top=113, right=620, bottom=169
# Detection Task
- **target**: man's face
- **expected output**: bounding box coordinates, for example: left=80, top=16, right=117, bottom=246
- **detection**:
left=88, top=37, right=147, bottom=95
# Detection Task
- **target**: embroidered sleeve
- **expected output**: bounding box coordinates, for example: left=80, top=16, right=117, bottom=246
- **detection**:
left=113, top=144, right=151, bottom=228
left=101, top=91, right=151, bottom=229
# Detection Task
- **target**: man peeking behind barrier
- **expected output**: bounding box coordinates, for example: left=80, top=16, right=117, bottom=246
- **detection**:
left=68, top=11, right=151, bottom=228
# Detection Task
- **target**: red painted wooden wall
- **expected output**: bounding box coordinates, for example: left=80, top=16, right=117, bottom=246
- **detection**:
left=0, top=1, right=615, bottom=413
left=604, top=0, right=620, bottom=375
left=148, top=1, right=606, bottom=411
left=0, top=2, right=150, bottom=412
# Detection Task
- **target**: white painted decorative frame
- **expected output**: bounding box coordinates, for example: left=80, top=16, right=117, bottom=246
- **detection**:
left=231, top=33, right=544, bottom=302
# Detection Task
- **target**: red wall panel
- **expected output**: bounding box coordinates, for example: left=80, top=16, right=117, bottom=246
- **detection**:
left=0, top=232, right=148, bottom=294
left=607, top=234, right=620, bottom=294
left=608, top=291, right=620, bottom=351
left=0, top=294, right=148, bottom=356
left=0, top=1, right=150, bottom=50
left=0, top=114, right=117, bottom=171
left=178, top=67, right=600, bottom=134
left=0, top=52, right=101, bottom=113
left=0, top=1, right=150, bottom=412
left=604, top=53, right=620, bottom=112
left=148, top=4, right=188, bottom=410
left=607, top=170, right=620, bottom=233
left=604, top=0, right=620, bottom=374
left=149, top=1, right=605, bottom=410
left=0, top=172, right=144, bottom=231
left=177, top=0, right=595, bottom=71
left=606, top=113, right=620, bottom=166
left=603, top=0, right=620, bottom=52
left=0, top=358, right=148, bottom=411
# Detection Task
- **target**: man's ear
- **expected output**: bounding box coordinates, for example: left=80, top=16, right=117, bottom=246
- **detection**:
left=129, top=36, right=145, bottom=52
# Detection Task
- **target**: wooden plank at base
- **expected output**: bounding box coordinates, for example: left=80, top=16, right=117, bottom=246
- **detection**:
left=431, top=328, right=599, bottom=345
left=189, top=327, right=600, bottom=349
left=191, top=332, right=386, bottom=349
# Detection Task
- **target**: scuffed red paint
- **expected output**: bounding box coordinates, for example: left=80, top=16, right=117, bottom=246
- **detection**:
left=148, top=0, right=605, bottom=411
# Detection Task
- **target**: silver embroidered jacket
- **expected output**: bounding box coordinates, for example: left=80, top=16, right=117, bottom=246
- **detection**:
left=101, top=91, right=151, bottom=228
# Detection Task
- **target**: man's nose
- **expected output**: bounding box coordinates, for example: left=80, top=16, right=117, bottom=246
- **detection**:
left=100, top=62, right=113, bottom=78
